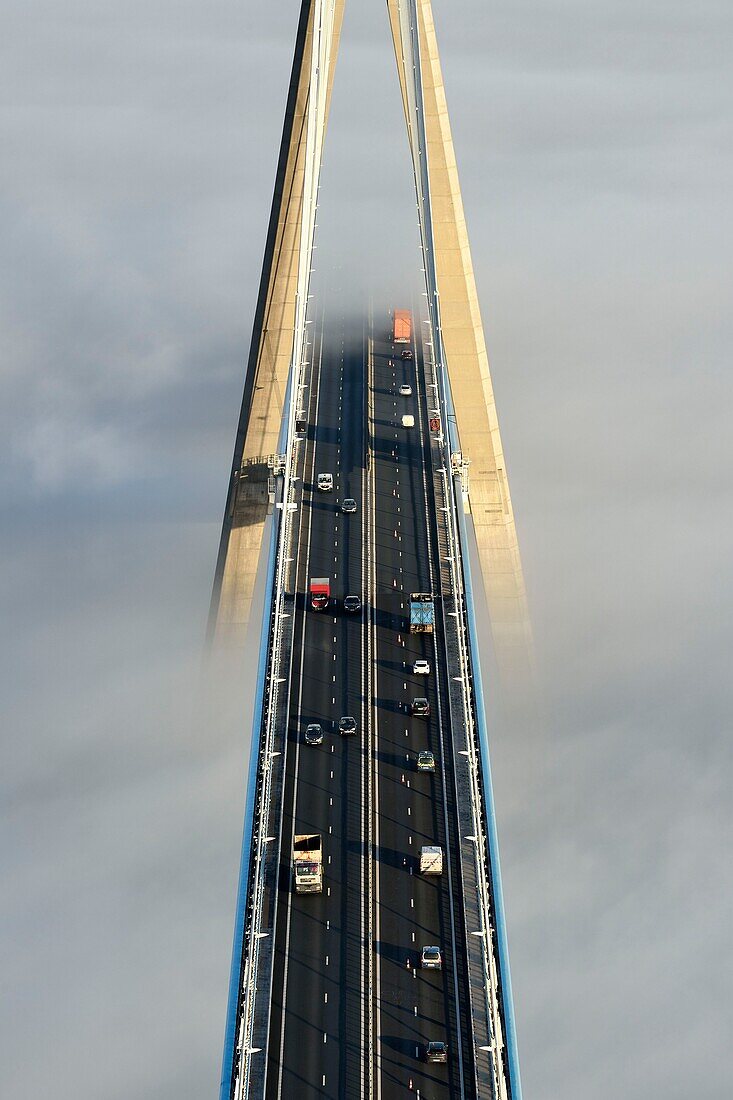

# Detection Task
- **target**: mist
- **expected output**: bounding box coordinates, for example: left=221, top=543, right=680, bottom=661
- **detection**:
left=2, top=1, right=732, bottom=1098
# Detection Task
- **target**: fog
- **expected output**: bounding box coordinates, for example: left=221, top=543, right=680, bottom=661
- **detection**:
left=2, top=1, right=731, bottom=1097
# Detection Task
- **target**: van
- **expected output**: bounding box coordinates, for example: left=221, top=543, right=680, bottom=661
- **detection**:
left=401, top=414, right=415, bottom=428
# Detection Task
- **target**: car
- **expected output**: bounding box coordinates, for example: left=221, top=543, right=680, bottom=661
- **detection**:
left=338, top=716, right=357, bottom=737
left=343, top=595, right=361, bottom=613
left=416, top=750, right=436, bottom=773
left=399, top=383, right=412, bottom=397
left=413, top=659, right=430, bottom=675
left=305, top=723, right=323, bottom=745
left=420, top=946, right=442, bottom=970
left=317, top=473, right=333, bottom=491
left=411, top=697, right=430, bottom=718
left=401, top=348, right=414, bottom=361
left=425, top=1041, right=448, bottom=1064
left=342, top=498, right=357, bottom=513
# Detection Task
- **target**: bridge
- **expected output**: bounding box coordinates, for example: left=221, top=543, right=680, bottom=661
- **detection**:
left=208, top=3, right=532, bottom=1098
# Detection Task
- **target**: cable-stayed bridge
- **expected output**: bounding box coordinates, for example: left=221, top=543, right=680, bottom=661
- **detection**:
left=209, top=3, right=532, bottom=1097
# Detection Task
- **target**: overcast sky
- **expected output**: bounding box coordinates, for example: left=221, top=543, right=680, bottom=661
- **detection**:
left=2, top=2, right=732, bottom=1097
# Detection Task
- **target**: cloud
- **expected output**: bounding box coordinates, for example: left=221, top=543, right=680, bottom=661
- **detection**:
left=1, top=1, right=731, bottom=1098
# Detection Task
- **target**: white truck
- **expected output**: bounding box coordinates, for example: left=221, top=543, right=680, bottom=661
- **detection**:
left=420, top=845, right=443, bottom=876
left=293, top=834, right=323, bottom=894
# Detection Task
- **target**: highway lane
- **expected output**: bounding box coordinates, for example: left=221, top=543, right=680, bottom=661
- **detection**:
left=265, top=315, right=368, bottom=1099
left=369, top=308, right=475, bottom=1099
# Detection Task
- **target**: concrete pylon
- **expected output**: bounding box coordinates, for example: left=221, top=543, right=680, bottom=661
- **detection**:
left=211, top=0, right=531, bottom=685
left=208, top=0, right=345, bottom=647
left=388, top=0, right=533, bottom=687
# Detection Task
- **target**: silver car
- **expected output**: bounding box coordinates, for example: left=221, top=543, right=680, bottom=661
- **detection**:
left=420, top=946, right=442, bottom=970
left=416, top=750, right=436, bottom=773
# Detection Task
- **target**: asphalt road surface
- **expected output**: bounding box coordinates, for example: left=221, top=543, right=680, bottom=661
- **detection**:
left=263, top=309, right=475, bottom=1099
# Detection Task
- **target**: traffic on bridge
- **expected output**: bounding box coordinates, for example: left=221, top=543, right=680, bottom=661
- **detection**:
left=209, top=2, right=530, bottom=1097
left=216, top=309, right=519, bottom=1099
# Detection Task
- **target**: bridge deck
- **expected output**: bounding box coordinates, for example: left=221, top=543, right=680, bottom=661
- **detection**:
left=220, top=308, right=521, bottom=1099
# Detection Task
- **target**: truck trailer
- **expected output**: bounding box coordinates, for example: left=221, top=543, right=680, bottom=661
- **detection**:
left=420, top=845, right=443, bottom=875
left=393, top=309, right=412, bottom=344
left=409, top=593, right=435, bottom=633
left=293, top=834, right=323, bottom=893
left=310, top=578, right=330, bottom=611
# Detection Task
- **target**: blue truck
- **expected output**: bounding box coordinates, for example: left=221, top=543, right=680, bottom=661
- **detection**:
left=409, top=593, right=435, bottom=634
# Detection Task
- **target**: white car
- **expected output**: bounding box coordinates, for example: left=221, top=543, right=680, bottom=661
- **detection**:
left=399, top=384, right=412, bottom=396
left=317, top=473, right=333, bottom=491
left=421, top=945, right=442, bottom=970
left=413, top=659, right=430, bottom=675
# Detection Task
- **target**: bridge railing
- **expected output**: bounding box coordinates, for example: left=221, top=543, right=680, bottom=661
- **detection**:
left=421, top=336, right=511, bottom=1100
left=222, top=433, right=302, bottom=1100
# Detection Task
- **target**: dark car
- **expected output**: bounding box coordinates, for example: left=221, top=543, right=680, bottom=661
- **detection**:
left=343, top=595, right=361, bottom=613
left=338, top=716, right=357, bottom=737
left=305, top=723, right=323, bottom=745
left=401, top=348, right=414, bottom=361
left=425, top=1041, right=448, bottom=1064
left=341, top=498, right=357, bottom=513
left=411, top=697, right=430, bottom=718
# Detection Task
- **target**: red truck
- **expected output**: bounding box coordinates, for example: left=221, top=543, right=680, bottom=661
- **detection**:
left=393, top=309, right=412, bottom=344
left=310, top=578, right=330, bottom=611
